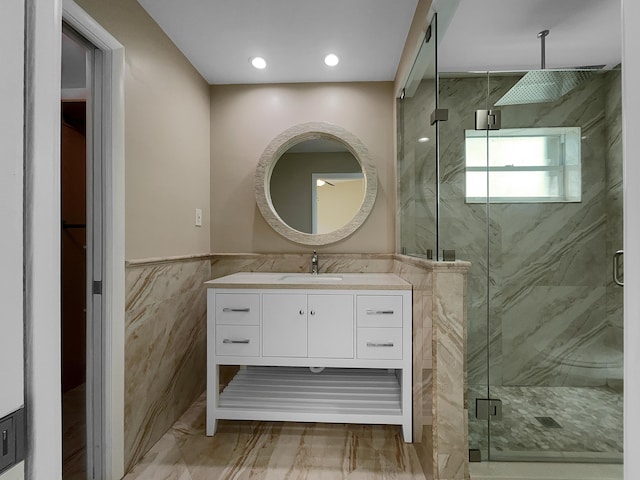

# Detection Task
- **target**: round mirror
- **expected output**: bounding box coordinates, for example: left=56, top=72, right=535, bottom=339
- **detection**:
left=255, top=122, right=377, bottom=245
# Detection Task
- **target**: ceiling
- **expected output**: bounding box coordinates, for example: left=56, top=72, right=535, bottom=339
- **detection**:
left=134, top=0, right=621, bottom=85
left=438, top=0, right=621, bottom=73
left=136, top=0, right=419, bottom=85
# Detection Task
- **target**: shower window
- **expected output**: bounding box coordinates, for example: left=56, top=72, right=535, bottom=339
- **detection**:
left=465, top=127, right=581, bottom=203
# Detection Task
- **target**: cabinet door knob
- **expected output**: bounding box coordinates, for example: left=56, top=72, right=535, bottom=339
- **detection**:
left=299, top=310, right=305, bottom=315
left=310, top=310, right=316, bottom=316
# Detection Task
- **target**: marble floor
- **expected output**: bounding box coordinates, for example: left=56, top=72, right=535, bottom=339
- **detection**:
left=123, top=392, right=426, bottom=480
left=62, top=383, right=87, bottom=480
left=468, top=385, right=623, bottom=463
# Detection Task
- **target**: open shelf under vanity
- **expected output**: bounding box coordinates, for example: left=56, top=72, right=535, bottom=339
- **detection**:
left=218, top=366, right=404, bottom=424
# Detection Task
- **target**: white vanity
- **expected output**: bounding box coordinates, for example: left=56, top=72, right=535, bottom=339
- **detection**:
left=205, top=272, right=413, bottom=442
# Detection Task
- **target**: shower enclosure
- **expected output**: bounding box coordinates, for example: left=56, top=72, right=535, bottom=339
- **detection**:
left=398, top=15, right=623, bottom=463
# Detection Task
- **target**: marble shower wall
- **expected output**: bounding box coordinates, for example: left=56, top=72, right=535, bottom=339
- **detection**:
left=124, top=256, right=210, bottom=471
left=438, top=71, right=623, bottom=388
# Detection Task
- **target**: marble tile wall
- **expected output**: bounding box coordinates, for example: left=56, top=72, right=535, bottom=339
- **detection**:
left=393, top=257, right=470, bottom=480
left=391, top=257, right=434, bottom=448
left=431, top=263, right=469, bottom=480
left=437, top=71, right=623, bottom=388
left=124, top=255, right=211, bottom=471
left=209, top=253, right=470, bottom=480
left=210, top=253, right=394, bottom=278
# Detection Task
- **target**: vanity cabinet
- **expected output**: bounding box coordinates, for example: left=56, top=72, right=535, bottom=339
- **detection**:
left=262, top=293, right=354, bottom=358
left=205, top=273, right=413, bottom=442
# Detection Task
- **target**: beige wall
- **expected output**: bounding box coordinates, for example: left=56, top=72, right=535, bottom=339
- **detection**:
left=210, top=82, right=395, bottom=253
left=75, top=0, right=211, bottom=259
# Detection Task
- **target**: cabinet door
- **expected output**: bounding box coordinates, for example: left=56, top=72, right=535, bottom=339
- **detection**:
left=262, top=293, right=307, bottom=357
left=308, top=294, right=354, bottom=358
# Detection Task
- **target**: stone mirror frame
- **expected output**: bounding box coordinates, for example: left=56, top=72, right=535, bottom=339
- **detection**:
left=255, top=122, right=378, bottom=245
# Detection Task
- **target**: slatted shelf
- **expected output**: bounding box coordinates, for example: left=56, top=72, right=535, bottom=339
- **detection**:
left=217, top=366, right=403, bottom=420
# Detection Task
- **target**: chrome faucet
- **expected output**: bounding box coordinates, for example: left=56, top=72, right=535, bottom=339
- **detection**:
left=311, top=250, right=319, bottom=275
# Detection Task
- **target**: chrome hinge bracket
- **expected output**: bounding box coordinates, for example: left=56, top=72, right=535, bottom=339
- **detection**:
left=476, top=398, right=503, bottom=420
left=475, top=109, right=501, bottom=130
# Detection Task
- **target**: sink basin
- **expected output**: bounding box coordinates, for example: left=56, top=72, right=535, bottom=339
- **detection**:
left=279, top=274, right=343, bottom=282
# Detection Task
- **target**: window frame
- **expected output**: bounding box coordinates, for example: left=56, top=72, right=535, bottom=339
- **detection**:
left=464, top=127, right=581, bottom=204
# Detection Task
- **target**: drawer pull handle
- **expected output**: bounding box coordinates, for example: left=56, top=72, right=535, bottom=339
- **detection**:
left=366, top=309, right=394, bottom=315
left=366, top=342, right=394, bottom=347
left=222, top=307, right=250, bottom=313
left=222, top=339, right=250, bottom=344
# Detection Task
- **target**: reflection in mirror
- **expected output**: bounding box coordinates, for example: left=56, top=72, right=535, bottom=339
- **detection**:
left=312, top=173, right=364, bottom=234
left=255, top=122, right=377, bottom=246
left=269, top=138, right=365, bottom=235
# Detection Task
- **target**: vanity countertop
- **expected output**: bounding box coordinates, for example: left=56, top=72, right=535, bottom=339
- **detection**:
left=205, top=272, right=411, bottom=290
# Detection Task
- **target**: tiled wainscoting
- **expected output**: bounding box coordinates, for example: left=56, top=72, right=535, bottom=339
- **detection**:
left=124, top=255, right=211, bottom=470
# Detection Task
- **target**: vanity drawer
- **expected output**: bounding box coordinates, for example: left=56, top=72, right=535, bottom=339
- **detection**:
left=356, top=295, right=403, bottom=328
left=356, top=328, right=402, bottom=360
left=215, top=325, right=260, bottom=357
left=215, top=293, right=260, bottom=325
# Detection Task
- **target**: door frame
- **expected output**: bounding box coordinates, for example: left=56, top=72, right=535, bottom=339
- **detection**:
left=62, top=3, right=125, bottom=478
left=25, top=0, right=125, bottom=478
left=622, top=0, right=640, bottom=477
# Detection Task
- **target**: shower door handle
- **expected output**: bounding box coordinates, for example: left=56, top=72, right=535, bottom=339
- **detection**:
left=613, top=250, right=624, bottom=287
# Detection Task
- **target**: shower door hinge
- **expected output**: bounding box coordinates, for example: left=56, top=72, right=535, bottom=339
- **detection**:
left=469, top=448, right=482, bottom=463
left=475, top=109, right=501, bottom=130
left=476, top=398, right=502, bottom=420
left=430, top=108, right=449, bottom=125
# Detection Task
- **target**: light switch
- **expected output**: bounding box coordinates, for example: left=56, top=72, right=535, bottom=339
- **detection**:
left=195, top=208, right=203, bottom=227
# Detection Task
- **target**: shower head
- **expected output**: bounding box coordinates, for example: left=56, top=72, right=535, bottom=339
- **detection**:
left=495, top=69, right=594, bottom=106
left=495, top=29, right=596, bottom=106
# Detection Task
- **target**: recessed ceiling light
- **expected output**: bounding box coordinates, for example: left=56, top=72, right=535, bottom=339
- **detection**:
left=418, top=137, right=430, bottom=143
left=250, top=56, right=267, bottom=69
left=324, top=53, right=339, bottom=67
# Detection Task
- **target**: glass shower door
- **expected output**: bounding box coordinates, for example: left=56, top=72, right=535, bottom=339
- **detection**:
left=483, top=67, right=624, bottom=462
left=397, top=17, right=438, bottom=259
left=438, top=67, right=624, bottom=463
left=437, top=71, right=493, bottom=461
